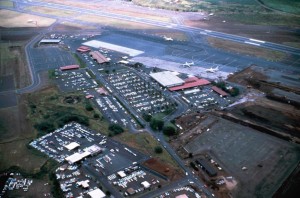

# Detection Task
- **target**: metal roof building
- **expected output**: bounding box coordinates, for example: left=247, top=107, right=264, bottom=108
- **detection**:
left=169, top=77, right=210, bottom=91
left=60, top=65, right=80, bottom=71
left=150, top=71, right=185, bottom=87
left=211, top=86, right=228, bottom=97
left=196, top=158, right=217, bottom=177
left=65, top=151, right=91, bottom=164
left=89, top=51, right=109, bottom=64
left=64, top=142, right=80, bottom=151
left=88, top=188, right=106, bottom=198
left=77, top=46, right=91, bottom=53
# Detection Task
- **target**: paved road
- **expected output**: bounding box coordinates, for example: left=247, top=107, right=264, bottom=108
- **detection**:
left=14, top=0, right=300, bottom=55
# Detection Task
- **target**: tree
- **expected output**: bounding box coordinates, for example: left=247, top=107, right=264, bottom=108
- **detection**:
left=154, top=146, right=163, bottom=154
left=85, top=103, right=94, bottom=111
left=143, top=113, right=152, bottom=122
left=108, top=124, right=124, bottom=135
left=150, top=117, right=164, bottom=131
left=162, top=123, right=177, bottom=136
left=93, top=113, right=100, bottom=119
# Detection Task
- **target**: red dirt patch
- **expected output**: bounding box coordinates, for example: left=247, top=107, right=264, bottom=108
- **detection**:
left=143, top=158, right=184, bottom=181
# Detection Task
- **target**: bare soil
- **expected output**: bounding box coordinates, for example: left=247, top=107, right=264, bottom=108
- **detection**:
left=142, top=158, right=184, bottom=181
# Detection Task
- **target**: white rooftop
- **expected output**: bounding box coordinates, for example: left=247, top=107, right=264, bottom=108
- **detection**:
left=150, top=71, right=184, bottom=87
left=88, top=188, right=106, bottom=198
left=64, top=142, right=80, bottom=151
left=141, top=181, right=151, bottom=188
left=117, top=170, right=126, bottom=178
left=84, top=145, right=102, bottom=154
left=83, top=40, right=144, bottom=56
left=65, top=151, right=90, bottom=164
left=40, top=39, right=61, bottom=43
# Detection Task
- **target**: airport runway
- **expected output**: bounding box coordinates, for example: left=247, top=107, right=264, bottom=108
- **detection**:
left=13, top=0, right=300, bottom=56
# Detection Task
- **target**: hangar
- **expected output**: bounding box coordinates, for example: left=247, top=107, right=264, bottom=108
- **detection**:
left=150, top=71, right=184, bottom=87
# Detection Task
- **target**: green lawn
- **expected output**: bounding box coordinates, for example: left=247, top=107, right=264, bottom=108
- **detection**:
left=0, top=0, right=14, bottom=7
left=261, top=0, right=300, bottom=15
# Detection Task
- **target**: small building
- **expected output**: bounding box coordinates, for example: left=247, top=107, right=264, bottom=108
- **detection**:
left=117, top=171, right=126, bottom=178
left=211, top=86, right=228, bottom=97
left=60, top=65, right=80, bottom=71
left=64, top=142, right=80, bottom=151
left=150, top=71, right=185, bottom=87
left=96, top=87, right=108, bottom=95
left=89, top=51, right=109, bottom=64
left=77, top=46, right=91, bottom=53
left=85, top=95, right=94, bottom=99
left=77, top=180, right=90, bottom=188
left=83, top=145, right=102, bottom=155
left=88, top=188, right=106, bottom=198
left=127, top=188, right=135, bottom=195
left=141, top=181, right=151, bottom=189
left=196, top=158, right=217, bottom=177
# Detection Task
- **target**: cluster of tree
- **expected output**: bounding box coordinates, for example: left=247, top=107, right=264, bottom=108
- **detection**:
left=108, top=123, right=124, bottom=136
left=150, top=117, right=164, bottom=131
left=214, top=81, right=240, bottom=97
left=162, top=123, right=177, bottom=136
left=34, top=113, right=89, bottom=135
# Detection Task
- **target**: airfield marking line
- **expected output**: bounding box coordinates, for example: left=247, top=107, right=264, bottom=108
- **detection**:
left=244, top=41, right=261, bottom=46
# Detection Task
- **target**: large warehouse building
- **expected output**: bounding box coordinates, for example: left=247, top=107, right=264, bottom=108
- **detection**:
left=150, top=71, right=185, bottom=87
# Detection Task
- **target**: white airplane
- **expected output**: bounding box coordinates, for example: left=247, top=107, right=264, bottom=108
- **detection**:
left=163, top=36, right=173, bottom=41
left=205, top=66, right=219, bottom=73
left=181, top=62, right=194, bottom=67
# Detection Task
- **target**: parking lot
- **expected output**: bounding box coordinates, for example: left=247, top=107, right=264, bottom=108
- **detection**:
left=180, top=86, right=231, bottom=111
left=184, top=115, right=300, bottom=198
left=107, top=165, right=166, bottom=197
left=55, top=69, right=98, bottom=92
left=29, top=46, right=76, bottom=71
left=155, top=185, right=203, bottom=198
left=104, top=70, right=176, bottom=116
left=94, top=95, right=138, bottom=128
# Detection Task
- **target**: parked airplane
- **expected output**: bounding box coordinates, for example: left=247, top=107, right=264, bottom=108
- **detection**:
left=163, top=36, right=173, bottom=41
left=181, top=62, right=194, bottom=67
left=205, top=66, right=219, bottom=73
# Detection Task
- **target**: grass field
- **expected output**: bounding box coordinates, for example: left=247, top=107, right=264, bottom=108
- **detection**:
left=75, top=15, right=162, bottom=30
left=0, top=0, right=13, bottom=7
left=26, top=86, right=110, bottom=136
left=134, top=0, right=300, bottom=26
left=0, top=42, right=31, bottom=89
left=261, top=0, right=300, bottom=15
left=114, top=132, right=180, bottom=168
left=26, top=6, right=76, bottom=18
left=207, top=37, right=287, bottom=61
left=0, top=9, right=55, bottom=28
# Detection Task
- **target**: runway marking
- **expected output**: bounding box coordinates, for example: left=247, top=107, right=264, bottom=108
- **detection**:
left=249, top=38, right=265, bottom=43
left=244, top=41, right=261, bottom=46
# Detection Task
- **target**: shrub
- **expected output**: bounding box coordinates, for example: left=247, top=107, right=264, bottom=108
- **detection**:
left=154, top=146, right=163, bottom=154
left=34, top=121, right=55, bottom=133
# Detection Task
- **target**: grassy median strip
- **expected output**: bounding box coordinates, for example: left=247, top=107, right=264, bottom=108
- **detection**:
left=207, top=37, right=287, bottom=62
